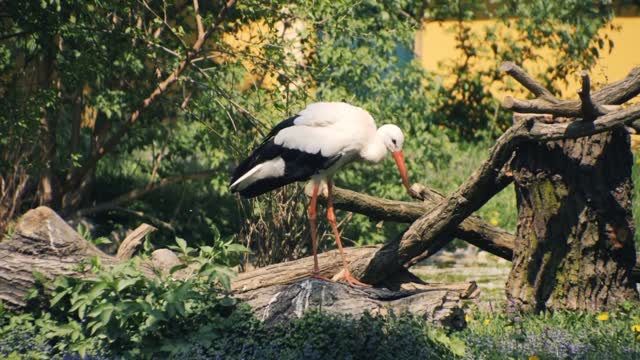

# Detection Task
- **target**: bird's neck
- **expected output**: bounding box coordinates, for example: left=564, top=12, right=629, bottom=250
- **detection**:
left=360, top=130, right=387, bottom=163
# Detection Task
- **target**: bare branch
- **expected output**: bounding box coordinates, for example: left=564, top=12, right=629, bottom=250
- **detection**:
left=526, top=103, right=640, bottom=141
left=578, top=71, right=609, bottom=121
left=500, top=62, right=559, bottom=102
left=117, top=223, right=157, bottom=260
left=138, top=0, right=189, bottom=50
left=193, top=0, right=205, bottom=39
left=502, top=66, right=640, bottom=118
left=591, top=67, right=640, bottom=105
left=502, top=96, right=579, bottom=117
left=307, top=184, right=515, bottom=261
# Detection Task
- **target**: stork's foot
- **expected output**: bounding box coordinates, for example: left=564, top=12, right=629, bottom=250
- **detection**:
left=310, top=271, right=332, bottom=282
left=334, top=270, right=370, bottom=287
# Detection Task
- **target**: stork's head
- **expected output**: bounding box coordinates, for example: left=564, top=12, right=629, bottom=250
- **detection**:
left=378, top=124, right=411, bottom=194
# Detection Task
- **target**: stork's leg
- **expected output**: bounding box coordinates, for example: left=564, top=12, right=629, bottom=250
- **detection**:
left=309, top=180, right=326, bottom=280
left=326, top=180, right=369, bottom=287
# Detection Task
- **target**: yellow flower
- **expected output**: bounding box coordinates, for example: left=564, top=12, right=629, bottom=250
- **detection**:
left=465, top=313, right=472, bottom=322
left=529, top=356, right=540, bottom=360
left=596, top=313, right=610, bottom=321
left=632, top=325, right=640, bottom=332
left=484, top=319, right=490, bottom=326
left=489, top=218, right=499, bottom=226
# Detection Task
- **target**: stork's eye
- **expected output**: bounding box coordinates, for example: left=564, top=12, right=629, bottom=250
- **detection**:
left=392, top=139, right=397, bottom=145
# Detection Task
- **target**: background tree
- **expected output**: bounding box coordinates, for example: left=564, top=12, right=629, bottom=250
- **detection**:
left=0, top=0, right=622, bottom=263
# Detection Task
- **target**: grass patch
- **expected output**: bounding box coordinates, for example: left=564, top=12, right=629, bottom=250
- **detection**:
left=462, top=303, right=640, bottom=359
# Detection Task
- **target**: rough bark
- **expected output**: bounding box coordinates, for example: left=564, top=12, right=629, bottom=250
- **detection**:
left=116, top=223, right=157, bottom=260
left=0, top=207, right=119, bottom=308
left=0, top=207, right=181, bottom=308
left=236, top=278, right=472, bottom=328
left=499, top=64, right=640, bottom=311
left=506, top=120, right=637, bottom=311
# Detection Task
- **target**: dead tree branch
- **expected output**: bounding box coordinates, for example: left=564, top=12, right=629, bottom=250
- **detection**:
left=116, top=223, right=157, bottom=260
left=578, top=71, right=609, bottom=121
left=500, top=62, right=558, bottom=102
left=502, top=62, right=640, bottom=118
left=308, top=184, right=514, bottom=261
left=358, top=66, right=640, bottom=285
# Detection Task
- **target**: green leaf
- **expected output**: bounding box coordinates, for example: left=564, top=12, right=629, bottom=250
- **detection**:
left=88, top=320, right=102, bottom=336
left=32, top=271, right=47, bottom=284
left=170, top=264, right=188, bottom=274
left=93, top=237, right=112, bottom=245
left=49, top=288, right=71, bottom=307
left=226, top=243, right=251, bottom=254
left=87, top=282, right=107, bottom=300
left=176, top=237, right=187, bottom=252
left=100, top=306, right=114, bottom=326
left=219, top=296, right=236, bottom=307
left=116, top=278, right=139, bottom=292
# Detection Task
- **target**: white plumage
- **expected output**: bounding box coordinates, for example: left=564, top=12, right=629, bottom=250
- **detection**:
left=230, top=102, right=411, bottom=285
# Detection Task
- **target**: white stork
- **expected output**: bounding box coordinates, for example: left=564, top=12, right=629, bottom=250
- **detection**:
left=229, top=102, right=411, bottom=285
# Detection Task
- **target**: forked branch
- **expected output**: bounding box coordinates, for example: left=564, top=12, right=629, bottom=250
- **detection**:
left=308, top=183, right=515, bottom=261
left=502, top=62, right=640, bottom=118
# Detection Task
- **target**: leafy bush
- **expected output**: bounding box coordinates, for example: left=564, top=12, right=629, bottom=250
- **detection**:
left=177, top=311, right=459, bottom=360
left=0, top=238, right=248, bottom=359
left=6, top=276, right=640, bottom=360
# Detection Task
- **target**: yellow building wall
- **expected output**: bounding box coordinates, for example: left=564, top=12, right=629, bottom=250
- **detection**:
left=415, top=17, right=640, bottom=98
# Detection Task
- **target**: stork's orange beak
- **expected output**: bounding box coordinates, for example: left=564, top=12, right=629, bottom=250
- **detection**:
left=392, top=150, right=411, bottom=193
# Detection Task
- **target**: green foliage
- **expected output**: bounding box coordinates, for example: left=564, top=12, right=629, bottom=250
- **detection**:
left=76, top=223, right=111, bottom=246
left=1, top=238, right=247, bottom=358
left=178, top=311, right=457, bottom=360
left=7, top=295, right=640, bottom=359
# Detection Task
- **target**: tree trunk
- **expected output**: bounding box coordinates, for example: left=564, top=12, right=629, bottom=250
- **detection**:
left=506, top=123, right=637, bottom=311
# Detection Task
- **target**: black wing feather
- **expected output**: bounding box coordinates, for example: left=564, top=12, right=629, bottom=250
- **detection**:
left=236, top=146, right=341, bottom=198
left=229, top=115, right=299, bottom=184
left=230, top=114, right=343, bottom=198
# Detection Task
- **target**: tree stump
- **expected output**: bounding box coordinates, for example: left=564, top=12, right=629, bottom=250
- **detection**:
left=506, top=121, right=637, bottom=311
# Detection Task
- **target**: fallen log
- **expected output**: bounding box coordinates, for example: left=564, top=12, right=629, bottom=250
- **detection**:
left=235, top=277, right=471, bottom=328
left=0, top=207, right=477, bottom=327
